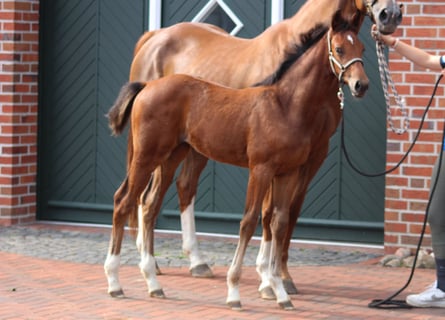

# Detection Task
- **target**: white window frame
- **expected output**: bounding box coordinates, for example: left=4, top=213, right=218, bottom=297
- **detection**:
left=148, top=0, right=283, bottom=31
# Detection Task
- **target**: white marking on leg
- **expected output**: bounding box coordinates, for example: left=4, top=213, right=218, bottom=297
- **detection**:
left=269, top=271, right=290, bottom=304
left=104, top=254, right=122, bottom=294
left=226, top=263, right=241, bottom=304
left=181, top=197, right=206, bottom=268
left=139, top=250, right=163, bottom=293
left=256, top=239, right=272, bottom=291
left=136, top=204, right=143, bottom=253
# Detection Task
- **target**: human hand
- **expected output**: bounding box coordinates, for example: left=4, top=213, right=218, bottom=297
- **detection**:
left=371, top=24, right=396, bottom=47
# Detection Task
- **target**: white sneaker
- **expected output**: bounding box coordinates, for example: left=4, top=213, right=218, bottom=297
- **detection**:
left=406, top=282, right=445, bottom=308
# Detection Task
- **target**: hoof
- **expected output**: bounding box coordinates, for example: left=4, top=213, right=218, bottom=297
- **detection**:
left=283, top=279, right=298, bottom=295
left=190, top=264, right=214, bottom=278
left=156, top=262, right=162, bottom=275
left=259, top=286, right=276, bottom=300
left=278, top=300, right=295, bottom=311
left=109, top=289, right=125, bottom=298
left=150, top=289, right=166, bottom=299
left=227, top=300, right=242, bottom=311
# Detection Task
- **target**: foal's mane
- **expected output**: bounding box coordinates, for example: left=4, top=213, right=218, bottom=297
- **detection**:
left=254, top=24, right=328, bottom=87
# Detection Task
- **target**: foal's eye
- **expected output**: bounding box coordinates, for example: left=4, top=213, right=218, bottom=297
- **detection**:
left=335, top=47, right=344, bottom=56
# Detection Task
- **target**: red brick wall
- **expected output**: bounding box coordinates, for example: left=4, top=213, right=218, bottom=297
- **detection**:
left=0, top=0, right=442, bottom=254
left=384, top=0, right=445, bottom=253
left=0, top=0, right=39, bottom=225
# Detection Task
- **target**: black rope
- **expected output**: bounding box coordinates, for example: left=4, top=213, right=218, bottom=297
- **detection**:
left=341, top=74, right=443, bottom=178
left=340, top=75, right=443, bottom=309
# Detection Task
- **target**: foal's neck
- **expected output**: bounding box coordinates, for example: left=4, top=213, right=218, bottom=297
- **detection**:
left=274, top=38, right=338, bottom=113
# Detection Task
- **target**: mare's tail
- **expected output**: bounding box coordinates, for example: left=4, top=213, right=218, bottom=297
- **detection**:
left=107, top=82, right=146, bottom=136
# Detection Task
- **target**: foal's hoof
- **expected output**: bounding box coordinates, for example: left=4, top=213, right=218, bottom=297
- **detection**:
left=156, top=262, right=162, bottom=275
left=109, top=289, right=125, bottom=298
left=150, top=289, right=166, bottom=299
left=259, top=286, right=276, bottom=300
left=190, top=264, right=214, bottom=278
left=283, top=279, right=298, bottom=295
left=227, top=300, right=242, bottom=311
left=278, top=300, right=295, bottom=311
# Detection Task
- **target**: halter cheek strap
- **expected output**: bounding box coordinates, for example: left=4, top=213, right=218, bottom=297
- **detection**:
left=327, top=30, right=364, bottom=109
left=440, top=55, right=445, bottom=69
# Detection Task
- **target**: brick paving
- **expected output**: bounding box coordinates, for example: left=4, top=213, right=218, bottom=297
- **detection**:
left=0, top=223, right=444, bottom=319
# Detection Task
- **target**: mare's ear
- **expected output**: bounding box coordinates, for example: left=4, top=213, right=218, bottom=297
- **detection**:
left=350, top=12, right=362, bottom=33
left=331, top=9, right=348, bottom=32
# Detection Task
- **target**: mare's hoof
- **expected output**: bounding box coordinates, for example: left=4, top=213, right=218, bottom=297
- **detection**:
left=278, top=300, right=295, bottom=311
left=156, top=262, right=162, bottom=275
left=190, top=264, right=214, bottom=278
left=227, top=301, right=242, bottom=311
left=259, top=286, right=276, bottom=300
left=109, top=289, right=125, bottom=298
left=150, top=289, right=166, bottom=299
left=283, top=279, right=298, bottom=295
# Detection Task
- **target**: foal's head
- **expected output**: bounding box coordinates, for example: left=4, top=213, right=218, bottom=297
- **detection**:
left=328, top=11, right=369, bottom=98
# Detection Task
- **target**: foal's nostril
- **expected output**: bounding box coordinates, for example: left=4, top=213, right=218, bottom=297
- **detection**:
left=355, top=80, right=368, bottom=94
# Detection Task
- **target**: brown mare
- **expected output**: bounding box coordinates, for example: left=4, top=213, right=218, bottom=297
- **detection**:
left=107, top=10, right=369, bottom=310
left=104, top=0, right=401, bottom=302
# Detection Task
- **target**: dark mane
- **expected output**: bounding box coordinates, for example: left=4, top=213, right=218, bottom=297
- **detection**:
left=253, top=23, right=329, bottom=87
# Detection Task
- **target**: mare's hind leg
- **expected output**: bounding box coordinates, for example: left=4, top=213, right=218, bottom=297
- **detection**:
left=226, top=166, right=273, bottom=310
left=176, top=149, right=213, bottom=278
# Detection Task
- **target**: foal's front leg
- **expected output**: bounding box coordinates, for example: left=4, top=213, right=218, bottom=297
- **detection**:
left=226, top=166, right=273, bottom=310
left=266, top=172, right=301, bottom=310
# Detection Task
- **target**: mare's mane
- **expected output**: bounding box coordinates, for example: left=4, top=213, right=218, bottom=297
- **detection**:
left=254, top=12, right=356, bottom=87
left=254, top=24, right=328, bottom=87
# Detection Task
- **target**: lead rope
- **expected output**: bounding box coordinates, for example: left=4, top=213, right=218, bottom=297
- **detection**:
left=340, top=35, right=443, bottom=307
left=376, top=37, right=410, bottom=134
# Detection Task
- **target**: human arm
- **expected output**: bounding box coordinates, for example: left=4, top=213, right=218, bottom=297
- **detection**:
left=372, top=25, right=444, bottom=72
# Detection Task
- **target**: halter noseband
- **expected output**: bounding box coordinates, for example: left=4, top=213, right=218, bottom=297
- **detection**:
left=360, top=0, right=378, bottom=18
left=327, top=30, right=363, bottom=83
left=327, top=30, right=364, bottom=109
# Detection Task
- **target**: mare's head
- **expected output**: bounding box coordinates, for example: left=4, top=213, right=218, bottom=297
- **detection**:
left=355, top=0, right=402, bottom=34
left=329, top=10, right=369, bottom=98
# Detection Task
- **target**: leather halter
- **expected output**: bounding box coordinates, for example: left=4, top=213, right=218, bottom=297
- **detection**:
left=327, top=30, right=363, bottom=83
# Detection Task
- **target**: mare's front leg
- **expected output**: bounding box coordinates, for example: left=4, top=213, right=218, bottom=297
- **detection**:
left=176, top=149, right=213, bottom=277
left=226, top=166, right=273, bottom=310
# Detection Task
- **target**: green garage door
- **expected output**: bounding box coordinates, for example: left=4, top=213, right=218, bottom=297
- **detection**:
left=38, top=0, right=385, bottom=243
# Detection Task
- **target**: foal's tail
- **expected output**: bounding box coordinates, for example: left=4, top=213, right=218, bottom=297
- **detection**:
left=107, top=82, right=146, bottom=136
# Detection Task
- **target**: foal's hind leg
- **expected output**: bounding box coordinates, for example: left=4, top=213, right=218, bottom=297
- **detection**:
left=137, top=144, right=190, bottom=298
left=104, top=178, right=130, bottom=298
left=176, top=149, right=213, bottom=277
left=105, top=164, right=155, bottom=297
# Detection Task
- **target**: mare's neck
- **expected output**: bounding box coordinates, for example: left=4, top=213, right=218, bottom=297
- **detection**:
left=283, top=0, right=364, bottom=47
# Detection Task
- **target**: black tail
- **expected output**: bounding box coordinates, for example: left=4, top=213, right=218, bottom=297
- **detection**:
left=107, top=82, right=146, bottom=135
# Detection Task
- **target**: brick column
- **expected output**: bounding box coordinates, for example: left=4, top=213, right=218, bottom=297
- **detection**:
left=384, top=1, right=445, bottom=253
left=0, top=0, right=39, bottom=225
